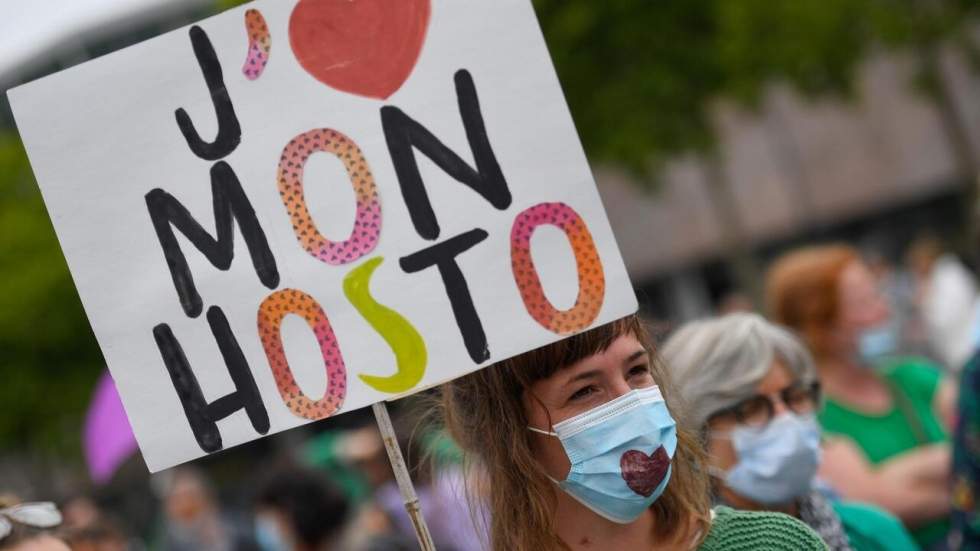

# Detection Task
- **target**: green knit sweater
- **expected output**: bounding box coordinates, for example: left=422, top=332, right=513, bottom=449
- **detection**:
left=698, top=506, right=828, bottom=550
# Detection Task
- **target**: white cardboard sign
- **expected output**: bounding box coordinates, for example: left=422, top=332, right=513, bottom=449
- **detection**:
left=8, top=0, right=637, bottom=471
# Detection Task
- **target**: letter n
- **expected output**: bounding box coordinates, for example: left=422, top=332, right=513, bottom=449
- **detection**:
left=381, top=69, right=510, bottom=240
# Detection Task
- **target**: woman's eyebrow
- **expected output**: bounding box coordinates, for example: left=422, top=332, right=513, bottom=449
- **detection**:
left=564, top=369, right=602, bottom=387
left=623, top=349, right=648, bottom=365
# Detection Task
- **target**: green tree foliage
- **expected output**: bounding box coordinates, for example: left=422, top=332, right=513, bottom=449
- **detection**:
left=535, top=0, right=979, bottom=176
left=212, top=0, right=979, bottom=174
left=0, top=132, right=103, bottom=455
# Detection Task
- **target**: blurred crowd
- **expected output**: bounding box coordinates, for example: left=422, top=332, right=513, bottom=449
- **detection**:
left=6, top=233, right=980, bottom=550
left=658, top=234, right=980, bottom=551
left=1, top=411, right=481, bottom=551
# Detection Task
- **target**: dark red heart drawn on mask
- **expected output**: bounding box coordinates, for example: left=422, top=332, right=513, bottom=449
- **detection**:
left=620, top=447, right=670, bottom=497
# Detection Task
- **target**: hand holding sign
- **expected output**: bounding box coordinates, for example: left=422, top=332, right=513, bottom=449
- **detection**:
left=8, top=0, right=637, bottom=472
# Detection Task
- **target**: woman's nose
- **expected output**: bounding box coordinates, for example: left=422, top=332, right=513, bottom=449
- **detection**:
left=772, top=395, right=790, bottom=416
left=610, top=378, right=634, bottom=399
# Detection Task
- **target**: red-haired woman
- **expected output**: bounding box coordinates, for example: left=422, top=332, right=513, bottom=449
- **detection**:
left=767, top=244, right=954, bottom=549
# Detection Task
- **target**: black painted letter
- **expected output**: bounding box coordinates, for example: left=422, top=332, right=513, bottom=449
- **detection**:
left=382, top=70, right=510, bottom=240
left=400, top=229, right=490, bottom=363
left=175, top=25, right=242, bottom=160
left=153, top=306, right=270, bottom=453
left=146, top=161, right=279, bottom=318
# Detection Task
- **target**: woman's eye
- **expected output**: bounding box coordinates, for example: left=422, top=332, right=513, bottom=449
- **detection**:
left=569, top=385, right=597, bottom=401
left=628, top=364, right=651, bottom=378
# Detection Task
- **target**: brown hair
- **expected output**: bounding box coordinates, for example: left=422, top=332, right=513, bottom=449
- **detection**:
left=440, top=315, right=711, bottom=551
left=765, top=244, right=860, bottom=358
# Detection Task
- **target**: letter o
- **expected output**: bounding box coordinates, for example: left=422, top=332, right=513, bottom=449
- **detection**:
left=277, top=128, right=382, bottom=265
left=257, top=288, right=347, bottom=419
left=510, top=202, right=605, bottom=334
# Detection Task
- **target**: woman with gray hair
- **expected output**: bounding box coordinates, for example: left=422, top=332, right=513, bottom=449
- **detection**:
left=662, top=313, right=919, bottom=551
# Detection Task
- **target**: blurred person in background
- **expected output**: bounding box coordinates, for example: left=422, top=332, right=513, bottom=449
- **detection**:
left=767, top=244, right=954, bottom=550
left=62, top=517, right=127, bottom=551
left=59, top=494, right=131, bottom=551
left=864, top=248, right=933, bottom=360
left=0, top=498, right=68, bottom=551
left=351, top=533, right=417, bottom=551
left=662, top=312, right=919, bottom=551
left=156, top=466, right=238, bottom=551
left=907, top=235, right=980, bottom=373
left=59, top=495, right=100, bottom=533
left=949, top=343, right=980, bottom=550
left=252, top=464, right=349, bottom=551
left=335, top=422, right=477, bottom=551
left=332, top=425, right=411, bottom=550
left=716, top=291, right=753, bottom=315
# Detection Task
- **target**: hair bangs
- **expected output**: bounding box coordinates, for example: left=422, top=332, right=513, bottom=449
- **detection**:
left=508, top=316, right=641, bottom=387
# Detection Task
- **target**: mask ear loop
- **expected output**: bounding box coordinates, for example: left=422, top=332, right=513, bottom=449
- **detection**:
left=524, top=390, right=564, bottom=484
left=527, top=426, right=558, bottom=437
left=524, top=425, right=564, bottom=484
left=524, top=390, right=559, bottom=437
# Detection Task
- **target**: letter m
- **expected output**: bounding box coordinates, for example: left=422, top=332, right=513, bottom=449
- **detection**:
left=145, top=161, right=279, bottom=318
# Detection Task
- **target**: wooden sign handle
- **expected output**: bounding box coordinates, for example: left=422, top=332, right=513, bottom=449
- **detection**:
left=372, top=401, right=437, bottom=550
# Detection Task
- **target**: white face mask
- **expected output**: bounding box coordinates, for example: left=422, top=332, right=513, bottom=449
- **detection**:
left=711, top=412, right=822, bottom=505
left=528, top=386, right=678, bottom=523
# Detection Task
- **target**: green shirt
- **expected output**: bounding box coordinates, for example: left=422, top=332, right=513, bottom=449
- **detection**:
left=833, top=500, right=920, bottom=551
left=698, top=506, right=827, bottom=550
left=818, top=357, right=948, bottom=548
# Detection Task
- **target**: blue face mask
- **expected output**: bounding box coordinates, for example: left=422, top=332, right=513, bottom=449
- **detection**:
left=714, top=413, right=821, bottom=506
left=529, top=385, right=677, bottom=523
left=857, top=323, right=899, bottom=364
left=254, top=515, right=289, bottom=551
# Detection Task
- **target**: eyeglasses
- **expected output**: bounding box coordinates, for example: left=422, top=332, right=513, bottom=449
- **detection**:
left=709, top=381, right=821, bottom=428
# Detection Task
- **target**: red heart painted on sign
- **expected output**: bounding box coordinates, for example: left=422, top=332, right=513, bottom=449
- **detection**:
left=288, top=0, right=431, bottom=100
left=620, top=447, right=670, bottom=497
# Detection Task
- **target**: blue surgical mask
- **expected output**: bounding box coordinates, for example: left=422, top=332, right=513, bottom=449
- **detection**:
left=713, top=412, right=821, bottom=506
left=857, top=323, right=898, bottom=364
left=254, top=515, right=289, bottom=551
left=528, top=385, right=677, bottom=523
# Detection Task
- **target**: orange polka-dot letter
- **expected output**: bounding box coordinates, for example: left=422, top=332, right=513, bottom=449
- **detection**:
left=510, top=202, right=605, bottom=334
left=277, top=129, right=381, bottom=265
left=257, top=288, right=347, bottom=419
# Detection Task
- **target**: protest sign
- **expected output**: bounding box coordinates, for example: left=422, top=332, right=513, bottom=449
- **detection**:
left=8, top=0, right=637, bottom=472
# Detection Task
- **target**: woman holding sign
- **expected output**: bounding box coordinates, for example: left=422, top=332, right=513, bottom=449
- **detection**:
left=441, top=315, right=826, bottom=550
